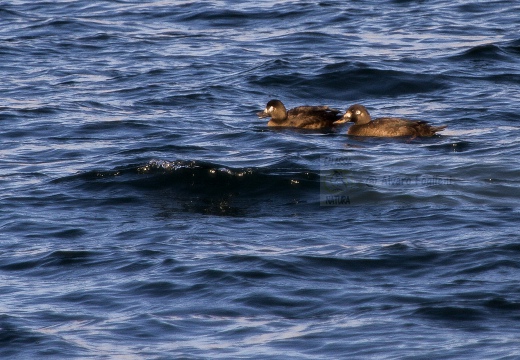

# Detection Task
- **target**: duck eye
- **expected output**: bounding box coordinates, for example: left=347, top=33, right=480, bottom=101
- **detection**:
left=355, top=110, right=361, bottom=115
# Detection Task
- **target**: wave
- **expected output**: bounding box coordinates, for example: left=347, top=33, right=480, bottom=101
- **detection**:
left=51, top=154, right=507, bottom=217
left=446, top=40, right=520, bottom=77
left=451, top=43, right=510, bottom=61
left=251, top=61, right=450, bottom=100
left=53, top=159, right=321, bottom=216
left=53, top=159, right=304, bottom=218
left=65, top=159, right=319, bottom=192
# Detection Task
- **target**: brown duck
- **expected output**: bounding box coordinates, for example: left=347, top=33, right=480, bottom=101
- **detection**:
left=334, top=104, right=447, bottom=137
left=257, top=99, right=342, bottom=129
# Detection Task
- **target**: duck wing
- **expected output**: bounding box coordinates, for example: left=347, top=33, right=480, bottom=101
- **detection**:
left=408, top=120, right=447, bottom=136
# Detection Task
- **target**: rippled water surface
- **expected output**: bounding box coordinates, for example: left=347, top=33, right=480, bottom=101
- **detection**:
left=1, top=1, right=520, bottom=358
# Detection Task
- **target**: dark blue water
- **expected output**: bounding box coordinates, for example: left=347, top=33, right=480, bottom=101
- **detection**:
left=2, top=1, right=520, bottom=358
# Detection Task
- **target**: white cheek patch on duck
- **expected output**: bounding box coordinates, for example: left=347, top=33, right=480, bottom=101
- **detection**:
left=356, top=110, right=361, bottom=115
left=268, top=106, right=274, bottom=113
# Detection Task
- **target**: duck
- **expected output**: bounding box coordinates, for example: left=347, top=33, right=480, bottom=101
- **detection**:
left=334, top=104, right=447, bottom=137
left=257, top=99, right=342, bottom=129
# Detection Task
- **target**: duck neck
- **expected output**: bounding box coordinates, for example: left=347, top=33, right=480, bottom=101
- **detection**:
left=271, top=108, right=288, bottom=122
left=354, top=112, right=371, bottom=125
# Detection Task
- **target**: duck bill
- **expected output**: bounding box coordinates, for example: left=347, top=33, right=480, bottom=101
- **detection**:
left=333, top=110, right=352, bottom=125
left=257, top=110, right=269, bottom=118
left=333, top=118, right=348, bottom=125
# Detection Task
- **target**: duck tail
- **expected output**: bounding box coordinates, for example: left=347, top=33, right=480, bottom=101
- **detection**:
left=432, top=125, right=447, bottom=134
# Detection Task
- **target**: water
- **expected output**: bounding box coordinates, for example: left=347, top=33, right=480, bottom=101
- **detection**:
left=1, top=1, right=520, bottom=358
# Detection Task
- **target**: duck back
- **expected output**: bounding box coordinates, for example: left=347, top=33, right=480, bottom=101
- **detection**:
left=283, top=106, right=341, bottom=129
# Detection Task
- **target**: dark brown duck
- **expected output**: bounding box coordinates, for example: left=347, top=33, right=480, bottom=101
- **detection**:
left=334, top=104, right=447, bottom=137
left=257, top=99, right=342, bottom=129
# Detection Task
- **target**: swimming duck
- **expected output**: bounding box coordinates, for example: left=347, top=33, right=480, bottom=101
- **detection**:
left=257, top=99, right=342, bottom=129
left=334, top=104, right=447, bottom=137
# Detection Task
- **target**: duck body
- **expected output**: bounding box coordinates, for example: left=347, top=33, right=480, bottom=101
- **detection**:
left=258, top=99, right=342, bottom=129
left=348, top=117, right=444, bottom=137
left=335, top=104, right=446, bottom=137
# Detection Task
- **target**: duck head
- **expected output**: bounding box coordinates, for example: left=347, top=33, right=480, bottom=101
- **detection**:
left=257, top=99, right=288, bottom=121
left=334, top=104, right=372, bottom=125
